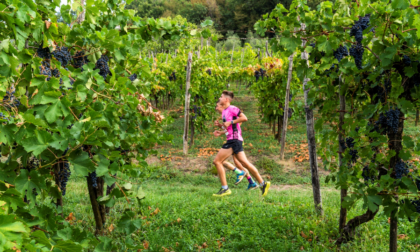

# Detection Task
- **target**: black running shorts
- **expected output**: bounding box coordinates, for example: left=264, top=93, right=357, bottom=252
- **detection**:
left=222, top=140, right=244, bottom=154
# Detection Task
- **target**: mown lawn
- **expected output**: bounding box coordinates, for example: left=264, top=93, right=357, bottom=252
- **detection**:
left=64, top=171, right=420, bottom=251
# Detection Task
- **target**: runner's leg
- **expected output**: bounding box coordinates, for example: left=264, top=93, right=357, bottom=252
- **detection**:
left=214, top=148, right=234, bottom=187
left=234, top=151, right=270, bottom=196
left=234, top=151, right=263, bottom=184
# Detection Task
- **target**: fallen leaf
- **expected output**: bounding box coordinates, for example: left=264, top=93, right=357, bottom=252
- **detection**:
left=202, top=242, right=208, bottom=248
left=300, top=246, right=304, bottom=250
left=143, top=241, right=149, bottom=250
left=148, top=206, right=152, bottom=210
left=108, top=224, right=114, bottom=232
left=300, top=231, right=308, bottom=239
left=176, top=242, right=179, bottom=247
left=150, top=208, right=160, bottom=216
left=177, top=218, right=182, bottom=223
left=398, top=234, right=408, bottom=240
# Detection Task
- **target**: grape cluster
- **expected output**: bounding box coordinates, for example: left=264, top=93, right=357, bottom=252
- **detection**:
left=52, top=47, right=72, bottom=67
left=206, top=69, right=212, bottom=75
left=412, top=199, right=420, bottom=213
left=255, top=68, right=266, bottom=81
left=362, top=165, right=375, bottom=182
left=192, top=105, right=202, bottom=120
left=349, top=43, right=364, bottom=69
left=333, top=46, right=348, bottom=62
left=58, top=162, right=71, bottom=196
left=0, top=112, right=7, bottom=120
left=169, top=72, right=176, bottom=81
left=344, top=137, right=358, bottom=163
left=89, top=172, right=98, bottom=188
left=3, top=91, right=21, bottom=109
left=339, top=140, right=347, bottom=151
left=350, top=14, right=371, bottom=43
left=37, top=44, right=51, bottom=59
left=402, top=55, right=411, bottom=66
left=376, top=109, right=400, bottom=134
left=95, top=55, right=110, bottom=80
left=281, top=107, right=293, bottom=119
left=116, top=147, right=129, bottom=155
left=325, top=64, right=338, bottom=77
left=39, top=61, right=52, bottom=80
left=395, top=160, right=409, bottom=179
left=73, top=51, right=89, bottom=70
left=254, top=70, right=261, bottom=81
left=129, top=73, right=137, bottom=82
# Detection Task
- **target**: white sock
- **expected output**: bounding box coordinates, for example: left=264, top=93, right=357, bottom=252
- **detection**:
left=259, top=181, right=265, bottom=187
left=222, top=185, right=228, bottom=190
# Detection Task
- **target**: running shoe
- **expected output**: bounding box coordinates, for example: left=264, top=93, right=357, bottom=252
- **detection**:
left=235, top=171, right=246, bottom=185
left=247, top=182, right=259, bottom=190
left=260, top=181, right=271, bottom=196
left=212, top=188, right=232, bottom=197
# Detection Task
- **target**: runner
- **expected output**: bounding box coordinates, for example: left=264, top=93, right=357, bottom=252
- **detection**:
left=212, top=91, right=270, bottom=197
left=215, top=103, right=259, bottom=189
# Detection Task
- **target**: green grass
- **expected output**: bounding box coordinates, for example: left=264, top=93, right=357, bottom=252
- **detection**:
left=62, top=87, right=420, bottom=251
left=64, top=171, right=420, bottom=251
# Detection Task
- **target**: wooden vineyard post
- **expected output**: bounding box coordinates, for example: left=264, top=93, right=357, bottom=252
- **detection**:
left=265, top=40, right=269, bottom=57
left=338, top=75, right=347, bottom=231
left=240, top=48, right=244, bottom=66
left=279, top=53, right=294, bottom=157
left=207, top=38, right=210, bottom=47
left=183, top=53, right=193, bottom=155
left=301, top=23, right=323, bottom=215
left=230, top=44, right=235, bottom=64
left=174, top=49, right=177, bottom=58
left=196, top=51, right=200, bottom=59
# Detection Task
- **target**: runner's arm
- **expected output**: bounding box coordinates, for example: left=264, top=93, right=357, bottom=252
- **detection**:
left=223, top=113, right=248, bottom=128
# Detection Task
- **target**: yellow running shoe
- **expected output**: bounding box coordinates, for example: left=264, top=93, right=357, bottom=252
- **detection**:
left=260, top=181, right=271, bottom=197
left=212, top=188, right=232, bottom=197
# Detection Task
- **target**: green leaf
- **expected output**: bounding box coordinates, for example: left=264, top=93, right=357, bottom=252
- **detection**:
left=367, top=195, right=382, bottom=212
left=402, top=177, right=418, bottom=193
left=55, top=240, right=84, bottom=252
left=391, top=0, right=409, bottom=9
left=200, top=19, right=213, bottom=27
left=68, top=150, right=95, bottom=176
left=31, top=230, right=52, bottom=248
left=44, top=100, right=63, bottom=124
left=0, top=215, right=28, bottom=251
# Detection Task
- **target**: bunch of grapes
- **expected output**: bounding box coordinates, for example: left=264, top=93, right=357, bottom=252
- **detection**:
left=37, top=44, right=51, bottom=59
left=39, top=61, right=52, bottom=80
left=129, top=73, right=137, bottom=82
left=192, top=105, right=202, bottom=120
left=289, top=93, right=293, bottom=102
left=89, top=171, right=98, bottom=188
left=95, top=55, right=110, bottom=80
left=206, top=69, right=212, bottom=75
left=362, top=165, right=376, bottom=182
left=116, top=147, right=129, bottom=155
left=3, top=91, right=21, bottom=109
left=325, top=64, right=338, bottom=77
left=339, top=140, right=347, bottom=151
left=402, top=55, right=411, bottom=66
left=333, top=46, right=348, bottom=62
left=376, top=109, right=400, bottom=134
left=412, top=199, right=420, bottom=213
left=169, top=72, right=176, bottom=81
left=349, top=43, right=364, bottom=69
left=52, top=46, right=72, bottom=67
left=254, top=70, right=261, bottom=81
left=58, top=162, right=71, bottom=196
left=395, top=160, right=409, bottom=179
left=350, top=14, right=371, bottom=43
left=0, top=112, right=7, bottom=120
left=73, top=50, right=89, bottom=70
left=259, top=68, right=266, bottom=80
